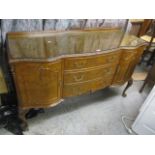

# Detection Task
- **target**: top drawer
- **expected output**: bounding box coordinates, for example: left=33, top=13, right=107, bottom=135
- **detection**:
left=64, top=51, right=121, bottom=70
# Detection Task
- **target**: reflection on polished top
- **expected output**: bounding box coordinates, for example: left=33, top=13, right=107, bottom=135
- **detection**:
left=7, top=29, right=146, bottom=60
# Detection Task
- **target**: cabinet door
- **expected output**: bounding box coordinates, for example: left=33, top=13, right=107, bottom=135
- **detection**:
left=112, top=50, right=137, bottom=84
left=13, top=61, right=62, bottom=108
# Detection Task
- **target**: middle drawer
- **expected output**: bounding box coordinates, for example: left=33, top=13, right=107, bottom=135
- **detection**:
left=64, top=64, right=117, bottom=84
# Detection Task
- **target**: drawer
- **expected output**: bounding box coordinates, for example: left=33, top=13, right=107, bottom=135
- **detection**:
left=63, top=77, right=113, bottom=98
left=92, top=77, right=113, bottom=91
left=64, top=51, right=121, bottom=70
left=64, top=65, right=117, bottom=84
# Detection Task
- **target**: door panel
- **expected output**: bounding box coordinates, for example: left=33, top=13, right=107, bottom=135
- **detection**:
left=13, top=61, right=62, bottom=108
left=112, top=50, right=137, bottom=84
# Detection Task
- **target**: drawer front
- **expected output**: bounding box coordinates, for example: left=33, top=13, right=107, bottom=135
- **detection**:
left=63, top=77, right=113, bottom=98
left=64, top=65, right=117, bottom=84
left=92, top=77, right=113, bottom=91
left=64, top=51, right=121, bottom=70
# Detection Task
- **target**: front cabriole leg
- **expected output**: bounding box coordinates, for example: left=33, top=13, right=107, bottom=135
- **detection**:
left=18, top=108, right=29, bottom=131
left=122, top=78, right=133, bottom=97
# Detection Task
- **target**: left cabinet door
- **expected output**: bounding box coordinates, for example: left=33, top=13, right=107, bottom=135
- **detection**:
left=12, top=61, right=62, bottom=108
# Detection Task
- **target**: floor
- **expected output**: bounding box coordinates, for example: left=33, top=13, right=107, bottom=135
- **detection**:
left=0, top=66, right=152, bottom=135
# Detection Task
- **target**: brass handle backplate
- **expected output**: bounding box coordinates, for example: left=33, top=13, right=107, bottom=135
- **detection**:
left=73, top=75, right=84, bottom=82
left=74, top=61, right=87, bottom=68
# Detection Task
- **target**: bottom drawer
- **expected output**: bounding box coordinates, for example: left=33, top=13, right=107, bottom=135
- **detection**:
left=63, top=77, right=113, bottom=98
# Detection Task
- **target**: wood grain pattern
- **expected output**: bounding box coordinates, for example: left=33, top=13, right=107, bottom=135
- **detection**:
left=7, top=29, right=146, bottom=60
left=12, top=60, right=62, bottom=108
left=63, top=77, right=113, bottom=98
left=7, top=30, right=147, bottom=110
left=112, top=46, right=146, bottom=85
left=10, top=46, right=146, bottom=109
left=0, top=67, right=8, bottom=94
left=64, top=64, right=117, bottom=84
left=64, top=52, right=121, bottom=70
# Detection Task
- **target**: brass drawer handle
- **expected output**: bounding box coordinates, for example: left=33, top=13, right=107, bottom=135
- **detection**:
left=100, top=69, right=112, bottom=75
left=73, top=75, right=84, bottom=82
left=74, top=61, right=87, bottom=68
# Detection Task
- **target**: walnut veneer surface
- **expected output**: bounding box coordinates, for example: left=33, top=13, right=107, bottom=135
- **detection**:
left=7, top=29, right=146, bottom=109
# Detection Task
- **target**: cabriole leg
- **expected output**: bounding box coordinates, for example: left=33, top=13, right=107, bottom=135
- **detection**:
left=18, top=108, right=29, bottom=131
left=139, top=77, right=148, bottom=93
left=122, top=78, right=133, bottom=97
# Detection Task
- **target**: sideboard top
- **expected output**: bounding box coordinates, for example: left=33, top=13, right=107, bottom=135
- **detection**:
left=7, top=29, right=146, bottom=60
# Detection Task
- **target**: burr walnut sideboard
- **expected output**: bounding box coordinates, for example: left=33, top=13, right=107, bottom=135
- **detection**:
left=7, top=29, right=146, bottom=129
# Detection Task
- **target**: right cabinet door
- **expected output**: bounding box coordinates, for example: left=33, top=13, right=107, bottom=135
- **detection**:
left=112, top=49, right=138, bottom=85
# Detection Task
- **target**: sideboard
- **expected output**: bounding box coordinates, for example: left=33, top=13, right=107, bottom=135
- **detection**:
left=7, top=29, right=146, bottom=129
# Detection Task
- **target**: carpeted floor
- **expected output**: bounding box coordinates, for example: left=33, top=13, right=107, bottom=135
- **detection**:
left=0, top=79, right=151, bottom=135
left=0, top=64, right=153, bottom=135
